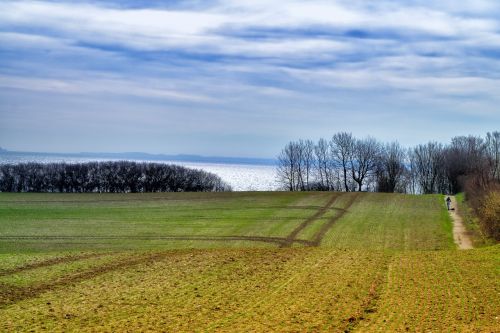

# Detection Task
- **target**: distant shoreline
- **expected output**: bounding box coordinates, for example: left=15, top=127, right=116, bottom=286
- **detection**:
left=0, top=150, right=277, bottom=166
left=0, top=150, right=279, bottom=191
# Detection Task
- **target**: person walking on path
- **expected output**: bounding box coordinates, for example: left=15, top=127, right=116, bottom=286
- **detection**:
left=446, top=196, right=473, bottom=249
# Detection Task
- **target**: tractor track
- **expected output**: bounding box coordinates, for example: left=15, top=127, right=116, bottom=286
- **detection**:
left=310, top=193, right=360, bottom=246
left=0, top=200, right=325, bottom=212
left=280, top=193, right=340, bottom=248
left=0, top=253, right=107, bottom=277
left=0, top=235, right=311, bottom=246
left=0, top=252, right=169, bottom=308
left=0, top=197, right=227, bottom=204
left=343, top=255, right=391, bottom=332
left=1, top=193, right=357, bottom=250
left=0, top=193, right=362, bottom=308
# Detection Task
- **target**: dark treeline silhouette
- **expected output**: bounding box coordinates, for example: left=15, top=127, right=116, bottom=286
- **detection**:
left=277, top=131, right=500, bottom=195
left=0, top=161, right=231, bottom=193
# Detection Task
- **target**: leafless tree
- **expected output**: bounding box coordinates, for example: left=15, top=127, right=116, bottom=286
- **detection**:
left=299, top=139, right=315, bottom=190
left=277, top=142, right=299, bottom=191
left=277, top=131, right=498, bottom=194
left=443, top=136, right=487, bottom=193
left=277, top=140, right=316, bottom=191
left=314, top=138, right=337, bottom=190
left=376, top=142, right=407, bottom=192
left=314, top=138, right=329, bottom=190
left=331, top=132, right=355, bottom=192
left=409, top=142, right=445, bottom=194
left=406, top=149, right=418, bottom=194
left=350, top=137, right=380, bottom=191
left=486, top=131, right=500, bottom=181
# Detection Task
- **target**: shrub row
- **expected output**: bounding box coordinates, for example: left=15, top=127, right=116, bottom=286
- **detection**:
left=0, top=161, right=231, bottom=193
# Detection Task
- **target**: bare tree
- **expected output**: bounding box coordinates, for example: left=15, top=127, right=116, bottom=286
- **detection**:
left=410, top=142, right=445, bottom=194
left=277, top=142, right=299, bottom=191
left=315, top=138, right=335, bottom=190
left=276, top=131, right=498, bottom=194
left=350, top=137, right=380, bottom=191
left=298, top=139, right=315, bottom=190
left=443, top=136, right=487, bottom=193
left=486, top=131, right=500, bottom=181
left=276, top=140, right=317, bottom=191
left=376, top=142, right=407, bottom=192
left=331, top=132, right=355, bottom=192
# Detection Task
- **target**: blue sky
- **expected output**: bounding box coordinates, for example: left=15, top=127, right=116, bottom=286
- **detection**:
left=1, top=0, right=499, bottom=158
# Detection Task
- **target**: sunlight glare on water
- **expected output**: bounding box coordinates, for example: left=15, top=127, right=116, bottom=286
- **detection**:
left=0, top=154, right=278, bottom=191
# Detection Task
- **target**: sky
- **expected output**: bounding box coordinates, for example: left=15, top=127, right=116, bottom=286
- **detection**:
left=0, top=0, right=499, bottom=158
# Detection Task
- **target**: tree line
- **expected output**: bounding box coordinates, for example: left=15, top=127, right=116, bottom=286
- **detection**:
left=0, top=161, right=231, bottom=193
left=277, top=131, right=500, bottom=195
left=277, top=131, right=500, bottom=240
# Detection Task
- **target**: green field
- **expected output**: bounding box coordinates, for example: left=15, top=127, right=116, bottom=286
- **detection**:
left=0, top=192, right=498, bottom=332
left=0, top=192, right=453, bottom=252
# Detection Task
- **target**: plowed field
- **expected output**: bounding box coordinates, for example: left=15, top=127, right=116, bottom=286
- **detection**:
left=1, top=247, right=498, bottom=332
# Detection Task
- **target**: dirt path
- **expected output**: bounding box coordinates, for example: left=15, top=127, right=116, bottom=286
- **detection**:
left=447, top=196, right=473, bottom=250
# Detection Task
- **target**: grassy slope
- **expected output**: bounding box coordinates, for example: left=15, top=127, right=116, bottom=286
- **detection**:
left=0, top=192, right=329, bottom=252
left=0, top=192, right=497, bottom=332
left=320, top=192, right=454, bottom=250
left=0, top=191, right=453, bottom=252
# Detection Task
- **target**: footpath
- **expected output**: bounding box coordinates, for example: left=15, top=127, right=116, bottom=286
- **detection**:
left=447, top=196, right=473, bottom=250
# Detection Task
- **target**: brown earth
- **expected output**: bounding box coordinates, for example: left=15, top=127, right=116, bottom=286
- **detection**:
left=0, top=252, right=169, bottom=308
left=447, top=196, right=473, bottom=250
left=0, top=253, right=106, bottom=277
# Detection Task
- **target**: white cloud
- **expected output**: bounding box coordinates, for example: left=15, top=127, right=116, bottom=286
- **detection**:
left=1, top=0, right=500, bottom=156
left=1, top=0, right=498, bottom=56
left=0, top=75, right=216, bottom=103
left=281, top=62, right=500, bottom=105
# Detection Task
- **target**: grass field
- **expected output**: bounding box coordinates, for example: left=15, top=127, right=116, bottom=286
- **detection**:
left=0, top=192, right=453, bottom=252
left=0, top=192, right=498, bottom=332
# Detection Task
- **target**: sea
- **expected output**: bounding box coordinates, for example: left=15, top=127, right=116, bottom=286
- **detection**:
left=0, top=152, right=279, bottom=191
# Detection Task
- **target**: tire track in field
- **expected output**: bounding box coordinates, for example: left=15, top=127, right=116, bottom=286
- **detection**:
left=0, top=235, right=310, bottom=246
left=342, top=255, right=391, bottom=332
left=279, top=193, right=341, bottom=248
left=0, top=197, right=224, bottom=204
left=204, top=249, right=336, bottom=331
left=1, top=193, right=340, bottom=249
left=0, top=253, right=106, bottom=277
left=0, top=200, right=321, bottom=212
left=310, top=193, right=360, bottom=246
left=0, top=252, right=169, bottom=308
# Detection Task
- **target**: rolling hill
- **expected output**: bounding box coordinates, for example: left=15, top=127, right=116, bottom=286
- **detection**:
left=0, top=192, right=497, bottom=332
